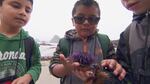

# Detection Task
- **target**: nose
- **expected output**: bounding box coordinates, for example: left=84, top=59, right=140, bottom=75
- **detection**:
left=83, top=19, right=89, bottom=24
left=19, top=8, right=27, bottom=16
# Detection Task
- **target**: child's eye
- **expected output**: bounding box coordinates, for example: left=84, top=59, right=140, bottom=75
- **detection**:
left=26, top=7, right=32, bottom=13
left=11, top=2, right=21, bottom=9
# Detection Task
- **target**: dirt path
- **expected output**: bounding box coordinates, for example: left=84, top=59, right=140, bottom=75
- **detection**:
left=36, top=61, right=60, bottom=84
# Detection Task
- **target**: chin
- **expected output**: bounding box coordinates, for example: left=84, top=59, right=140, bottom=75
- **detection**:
left=12, top=24, right=24, bottom=29
left=133, top=9, right=148, bottom=15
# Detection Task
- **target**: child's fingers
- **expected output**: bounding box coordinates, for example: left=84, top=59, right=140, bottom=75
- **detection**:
left=118, top=69, right=126, bottom=80
left=101, top=59, right=116, bottom=69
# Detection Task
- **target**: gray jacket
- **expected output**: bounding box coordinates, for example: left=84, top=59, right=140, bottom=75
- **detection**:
left=117, top=11, right=150, bottom=84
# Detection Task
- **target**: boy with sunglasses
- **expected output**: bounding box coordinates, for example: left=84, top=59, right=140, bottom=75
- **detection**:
left=49, top=0, right=126, bottom=84
left=116, top=0, right=150, bottom=84
left=0, top=0, right=41, bottom=84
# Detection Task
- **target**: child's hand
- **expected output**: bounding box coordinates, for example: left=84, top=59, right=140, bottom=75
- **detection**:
left=72, top=68, right=94, bottom=82
left=12, top=74, right=32, bottom=84
left=59, top=54, right=80, bottom=75
left=101, top=59, right=126, bottom=80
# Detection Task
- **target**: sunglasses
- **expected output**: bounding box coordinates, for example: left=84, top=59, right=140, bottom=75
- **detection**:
left=73, top=16, right=100, bottom=25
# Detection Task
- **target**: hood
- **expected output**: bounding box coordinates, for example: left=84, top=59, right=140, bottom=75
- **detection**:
left=0, top=28, right=30, bottom=40
left=65, top=29, right=99, bottom=40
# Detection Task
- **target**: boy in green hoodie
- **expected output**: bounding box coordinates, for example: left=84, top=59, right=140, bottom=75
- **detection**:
left=0, top=0, right=41, bottom=84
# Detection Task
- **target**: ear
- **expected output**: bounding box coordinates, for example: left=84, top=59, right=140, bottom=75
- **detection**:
left=72, top=18, right=75, bottom=26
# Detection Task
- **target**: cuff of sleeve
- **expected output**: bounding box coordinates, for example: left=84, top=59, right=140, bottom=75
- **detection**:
left=49, top=64, right=62, bottom=78
left=27, top=70, right=38, bottom=83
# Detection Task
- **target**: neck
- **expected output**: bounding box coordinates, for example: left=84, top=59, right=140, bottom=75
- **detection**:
left=133, top=10, right=150, bottom=22
left=0, top=24, right=20, bottom=37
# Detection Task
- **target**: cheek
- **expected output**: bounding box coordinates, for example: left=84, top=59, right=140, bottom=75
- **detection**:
left=1, top=13, right=11, bottom=22
left=146, top=1, right=150, bottom=10
left=2, top=10, right=15, bottom=20
left=76, top=25, right=97, bottom=37
left=75, top=26, right=81, bottom=33
left=88, top=25, right=97, bottom=33
left=26, top=15, right=31, bottom=23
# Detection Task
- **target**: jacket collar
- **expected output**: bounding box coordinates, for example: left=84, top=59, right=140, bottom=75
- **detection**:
left=132, top=11, right=150, bottom=22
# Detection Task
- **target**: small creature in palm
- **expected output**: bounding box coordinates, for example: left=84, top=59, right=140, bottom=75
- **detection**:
left=69, top=52, right=109, bottom=84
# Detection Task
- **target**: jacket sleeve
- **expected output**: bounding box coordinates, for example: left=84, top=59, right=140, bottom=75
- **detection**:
left=49, top=39, right=63, bottom=78
left=116, top=31, right=131, bottom=71
left=26, top=42, right=41, bottom=83
left=116, top=31, right=134, bottom=83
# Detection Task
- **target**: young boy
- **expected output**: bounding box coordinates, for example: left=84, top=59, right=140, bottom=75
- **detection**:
left=0, top=0, right=41, bottom=84
left=116, top=0, right=150, bottom=84
left=49, top=0, right=126, bottom=84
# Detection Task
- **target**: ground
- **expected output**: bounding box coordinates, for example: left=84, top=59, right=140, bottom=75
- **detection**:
left=36, top=61, right=60, bottom=84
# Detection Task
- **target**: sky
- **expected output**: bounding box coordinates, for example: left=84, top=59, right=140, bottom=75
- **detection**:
left=24, top=0, right=133, bottom=41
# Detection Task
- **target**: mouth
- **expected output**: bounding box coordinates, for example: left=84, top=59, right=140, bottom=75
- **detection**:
left=15, top=17, right=26, bottom=24
left=80, top=29, right=91, bottom=34
left=126, top=1, right=140, bottom=10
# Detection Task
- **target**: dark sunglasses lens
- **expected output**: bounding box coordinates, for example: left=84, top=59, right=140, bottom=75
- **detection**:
left=74, top=16, right=100, bottom=24
left=74, top=16, right=85, bottom=24
left=88, top=16, right=100, bottom=24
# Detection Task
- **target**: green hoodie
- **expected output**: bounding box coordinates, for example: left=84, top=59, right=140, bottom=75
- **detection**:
left=0, top=29, right=41, bottom=83
left=49, top=29, right=120, bottom=84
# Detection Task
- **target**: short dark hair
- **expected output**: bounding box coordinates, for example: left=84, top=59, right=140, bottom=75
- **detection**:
left=0, top=0, right=33, bottom=6
left=72, top=0, right=100, bottom=17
